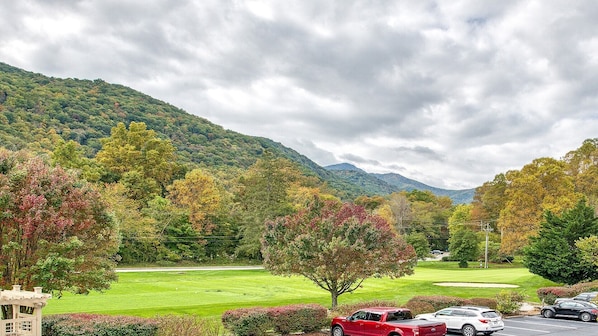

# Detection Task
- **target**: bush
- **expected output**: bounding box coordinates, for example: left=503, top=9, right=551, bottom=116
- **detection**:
left=222, top=308, right=272, bottom=336
left=404, top=300, right=435, bottom=315
left=496, top=290, right=527, bottom=314
left=155, top=315, right=221, bottom=336
left=332, top=300, right=398, bottom=317
left=536, top=286, right=577, bottom=304
left=406, top=296, right=467, bottom=311
left=458, top=260, right=469, bottom=268
left=465, top=298, right=498, bottom=309
left=222, top=304, right=328, bottom=336
left=42, top=314, right=158, bottom=336
left=268, top=304, right=327, bottom=335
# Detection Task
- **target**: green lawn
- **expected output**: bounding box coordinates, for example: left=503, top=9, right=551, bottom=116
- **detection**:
left=43, top=262, right=557, bottom=319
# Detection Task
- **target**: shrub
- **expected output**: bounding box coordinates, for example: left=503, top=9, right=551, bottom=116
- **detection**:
left=496, top=290, right=527, bottom=314
left=406, top=296, right=467, bottom=311
left=268, top=304, right=327, bottom=335
left=42, top=314, right=158, bottom=336
left=155, top=315, right=221, bottom=336
left=222, top=304, right=328, bottom=336
left=536, top=286, right=577, bottom=304
left=458, top=260, right=469, bottom=268
left=404, top=300, right=435, bottom=315
left=222, top=308, right=272, bottom=336
left=465, top=298, right=498, bottom=309
left=332, top=300, right=398, bottom=317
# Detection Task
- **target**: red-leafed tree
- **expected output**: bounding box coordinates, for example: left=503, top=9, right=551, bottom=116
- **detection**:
left=0, top=149, right=118, bottom=294
left=262, top=198, right=417, bottom=308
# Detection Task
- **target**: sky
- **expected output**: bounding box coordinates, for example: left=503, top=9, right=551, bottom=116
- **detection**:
left=1, top=1, right=597, bottom=190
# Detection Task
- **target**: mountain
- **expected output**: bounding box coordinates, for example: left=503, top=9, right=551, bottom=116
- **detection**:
left=0, top=62, right=365, bottom=199
left=325, top=163, right=475, bottom=204
left=0, top=62, right=475, bottom=203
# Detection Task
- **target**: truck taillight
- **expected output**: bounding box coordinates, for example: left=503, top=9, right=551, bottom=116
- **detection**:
left=479, top=319, right=489, bottom=324
left=413, top=327, right=419, bottom=336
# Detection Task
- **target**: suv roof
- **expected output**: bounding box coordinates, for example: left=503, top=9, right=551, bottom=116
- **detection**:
left=450, top=306, right=494, bottom=311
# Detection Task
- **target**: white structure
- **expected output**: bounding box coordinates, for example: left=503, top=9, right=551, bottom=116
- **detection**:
left=0, top=285, right=51, bottom=336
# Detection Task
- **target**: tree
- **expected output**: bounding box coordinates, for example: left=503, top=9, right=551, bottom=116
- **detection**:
left=387, top=192, right=412, bottom=235
left=576, top=235, right=598, bottom=267
left=499, top=158, right=582, bottom=254
left=406, top=232, right=431, bottom=260
left=0, top=149, right=118, bottom=294
left=262, top=199, right=416, bottom=308
left=95, top=122, right=178, bottom=192
left=235, top=152, right=300, bottom=258
left=168, top=169, right=221, bottom=234
left=524, top=199, right=598, bottom=284
left=448, top=228, right=480, bottom=267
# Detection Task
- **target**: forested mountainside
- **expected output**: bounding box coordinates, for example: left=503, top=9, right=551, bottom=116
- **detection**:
left=0, top=62, right=363, bottom=199
left=325, top=163, right=474, bottom=204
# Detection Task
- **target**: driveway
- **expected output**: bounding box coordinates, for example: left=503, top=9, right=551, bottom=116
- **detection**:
left=486, top=315, right=598, bottom=336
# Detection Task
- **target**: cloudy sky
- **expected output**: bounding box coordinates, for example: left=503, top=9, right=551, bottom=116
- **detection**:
left=2, top=1, right=597, bottom=189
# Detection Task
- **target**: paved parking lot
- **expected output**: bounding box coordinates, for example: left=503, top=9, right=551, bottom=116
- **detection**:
left=476, top=315, right=598, bottom=336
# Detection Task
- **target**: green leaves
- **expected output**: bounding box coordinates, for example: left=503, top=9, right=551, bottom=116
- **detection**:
left=262, top=200, right=416, bottom=308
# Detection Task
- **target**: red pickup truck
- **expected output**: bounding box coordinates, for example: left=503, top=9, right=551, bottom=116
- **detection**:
left=331, top=307, right=446, bottom=336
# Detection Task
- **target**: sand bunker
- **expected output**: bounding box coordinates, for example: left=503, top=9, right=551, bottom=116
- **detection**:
left=434, top=282, right=519, bottom=288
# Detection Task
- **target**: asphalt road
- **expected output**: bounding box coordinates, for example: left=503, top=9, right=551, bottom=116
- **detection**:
left=487, top=315, right=598, bottom=336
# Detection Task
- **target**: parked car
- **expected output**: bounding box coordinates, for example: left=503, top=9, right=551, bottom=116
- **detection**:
left=541, top=299, right=598, bottom=322
left=431, top=250, right=443, bottom=255
left=554, top=292, right=598, bottom=304
left=330, top=307, right=446, bottom=336
left=416, top=306, right=504, bottom=336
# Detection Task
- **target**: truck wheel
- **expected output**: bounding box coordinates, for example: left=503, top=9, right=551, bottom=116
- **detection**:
left=580, top=312, right=592, bottom=322
left=461, top=324, right=477, bottom=336
left=332, top=325, right=344, bottom=336
left=542, top=309, right=554, bottom=318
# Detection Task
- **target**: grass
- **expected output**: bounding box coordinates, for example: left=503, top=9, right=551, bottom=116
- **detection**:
left=43, top=262, right=557, bottom=319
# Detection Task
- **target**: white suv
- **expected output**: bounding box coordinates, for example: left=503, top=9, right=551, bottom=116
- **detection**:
left=416, top=306, right=504, bottom=336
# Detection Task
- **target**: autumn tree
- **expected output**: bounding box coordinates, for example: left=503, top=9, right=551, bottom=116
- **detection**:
left=262, top=199, right=416, bottom=308
left=499, top=158, right=583, bottom=254
left=168, top=169, right=221, bottom=234
left=0, top=149, right=118, bottom=293
left=387, top=192, right=412, bottom=235
left=576, top=235, right=598, bottom=268
left=524, top=199, right=598, bottom=284
left=564, top=138, right=598, bottom=209
left=95, top=122, right=178, bottom=194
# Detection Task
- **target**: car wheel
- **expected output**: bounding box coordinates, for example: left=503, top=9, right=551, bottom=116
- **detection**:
left=542, top=309, right=555, bottom=318
left=580, top=312, right=592, bottom=322
left=332, top=325, right=344, bottom=336
left=461, top=324, right=477, bottom=336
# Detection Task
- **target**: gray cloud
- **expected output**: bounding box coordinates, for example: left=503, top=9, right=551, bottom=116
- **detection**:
left=1, top=0, right=597, bottom=189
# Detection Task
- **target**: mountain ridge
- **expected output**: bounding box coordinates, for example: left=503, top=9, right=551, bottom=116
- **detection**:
left=325, top=163, right=474, bottom=204
left=0, top=61, right=474, bottom=203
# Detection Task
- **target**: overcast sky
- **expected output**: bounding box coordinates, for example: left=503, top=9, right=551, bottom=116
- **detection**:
left=2, top=1, right=597, bottom=189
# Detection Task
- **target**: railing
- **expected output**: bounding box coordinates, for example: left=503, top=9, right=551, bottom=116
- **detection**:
left=0, top=317, right=35, bottom=336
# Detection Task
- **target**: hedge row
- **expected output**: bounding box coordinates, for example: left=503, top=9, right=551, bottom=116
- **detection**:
left=537, top=280, right=598, bottom=304
left=405, top=296, right=498, bottom=315
left=42, top=314, right=158, bottom=336
left=222, top=304, right=328, bottom=336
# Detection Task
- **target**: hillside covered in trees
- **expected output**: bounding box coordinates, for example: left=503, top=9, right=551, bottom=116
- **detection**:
left=1, top=61, right=597, bottom=276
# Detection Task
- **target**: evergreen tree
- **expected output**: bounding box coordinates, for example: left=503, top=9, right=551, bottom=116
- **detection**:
left=524, top=199, right=598, bottom=284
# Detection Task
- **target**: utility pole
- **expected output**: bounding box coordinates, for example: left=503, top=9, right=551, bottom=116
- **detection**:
left=481, top=221, right=493, bottom=268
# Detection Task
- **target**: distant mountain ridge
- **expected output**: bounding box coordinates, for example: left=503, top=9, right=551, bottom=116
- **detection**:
left=325, top=163, right=474, bottom=204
